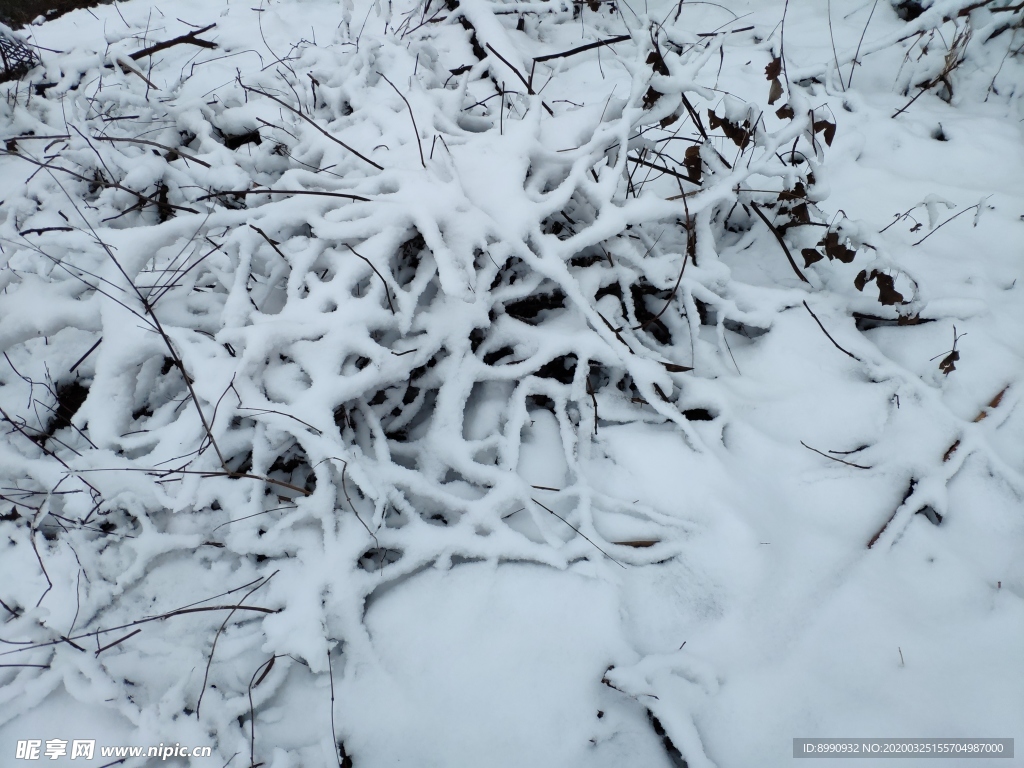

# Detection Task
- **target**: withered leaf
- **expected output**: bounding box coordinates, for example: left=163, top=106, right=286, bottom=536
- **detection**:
left=768, top=78, right=783, bottom=105
left=645, top=50, right=669, bottom=76
left=642, top=86, right=661, bottom=110
left=684, top=145, right=702, bottom=183
left=855, top=269, right=872, bottom=292
left=813, top=119, right=837, bottom=146
left=823, top=231, right=856, bottom=263
left=874, top=273, right=905, bottom=305
left=791, top=202, right=810, bottom=224
left=663, top=363, right=694, bottom=373
left=765, top=57, right=782, bottom=80
left=802, top=248, right=824, bottom=267
left=778, top=182, right=806, bottom=201
left=776, top=104, right=795, bottom=120
left=939, top=350, right=959, bottom=375
left=897, top=314, right=928, bottom=326
left=707, top=110, right=751, bottom=148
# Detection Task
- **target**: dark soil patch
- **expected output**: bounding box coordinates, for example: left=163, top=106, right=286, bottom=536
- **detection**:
left=0, top=0, right=112, bottom=27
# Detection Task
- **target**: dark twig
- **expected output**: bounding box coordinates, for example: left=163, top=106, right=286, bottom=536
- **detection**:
left=629, top=154, right=695, bottom=184
left=197, top=572, right=278, bottom=717
left=345, top=244, right=396, bottom=314
left=848, top=0, right=879, bottom=90
left=750, top=202, right=809, bottom=283
left=198, top=189, right=370, bottom=202
left=533, top=35, right=631, bottom=63
left=30, top=531, right=53, bottom=607
left=129, top=24, right=217, bottom=60
left=92, top=136, right=211, bottom=167
left=378, top=72, right=426, bottom=168
left=635, top=250, right=689, bottom=331
left=485, top=44, right=554, bottom=115
left=248, top=656, right=276, bottom=768
left=328, top=650, right=341, bottom=767
left=827, top=0, right=846, bottom=92
left=912, top=204, right=980, bottom=246
left=94, top=628, right=141, bottom=656
left=68, top=338, right=102, bottom=373
left=0, top=150, right=200, bottom=215
left=802, top=301, right=860, bottom=360
left=240, top=83, right=383, bottom=170
left=800, top=440, right=872, bottom=469
left=531, top=498, right=625, bottom=568
left=18, top=227, right=73, bottom=236
left=0, top=663, right=49, bottom=669
left=71, top=467, right=312, bottom=497
left=0, top=602, right=279, bottom=659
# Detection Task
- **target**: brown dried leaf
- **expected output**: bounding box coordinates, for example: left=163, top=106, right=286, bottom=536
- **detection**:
left=874, top=273, right=905, bottom=305
left=813, top=119, right=837, bottom=146
left=642, top=86, right=661, bottom=110
left=823, top=231, right=856, bottom=263
left=974, top=386, right=1008, bottom=422
left=939, top=349, right=959, bottom=375
left=663, top=362, right=694, bottom=373
left=684, top=145, right=702, bottom=183
left=778, top=182, right=806, bottom=201
left=707, top=110, right=751, bottom=148
left=646, top=50, right=669, bottom=75
left=802, top=248, right=824, bottom=267
left=943, top=439, right=960, bottom=462
left=776, top=104, right=795, bottom=120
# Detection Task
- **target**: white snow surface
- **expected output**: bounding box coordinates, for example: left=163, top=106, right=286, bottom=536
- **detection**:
left=0, top=0, right=1022, bottom=765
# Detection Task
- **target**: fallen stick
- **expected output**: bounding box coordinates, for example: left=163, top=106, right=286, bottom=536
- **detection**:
left=130, top=23, right=217, bottom=60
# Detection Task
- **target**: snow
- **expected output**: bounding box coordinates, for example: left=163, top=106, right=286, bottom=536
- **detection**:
left=1, top=0, right=1023, bottom=765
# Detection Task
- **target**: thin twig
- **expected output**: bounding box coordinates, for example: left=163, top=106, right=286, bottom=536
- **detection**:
left=71, top=467, right=312, bottom=497
left=533, top=35, right=631, bottom=63
left=92, top=136, right=211, bottom=167
left=345, top=244, right=396, bottom=314
left=94, top=628, right=141, bottom=656
left=531, top=498, right=625, bottom=568
left=912, top=204, right=980, bottom=246
left=198, top=188, right=369, bottom=202
left=484, top=44, right=554, bottom=115
left=848, top=0, right=879, bottom=89
left=378, top=72, right=426, bottom=168
left=0, top=150, right=200, bottom=214
left=0, top=601, right=279, bottom=659
left=750, top=202, right=809, bottom=283
left=827, top=0, right=846, bottom=92
left=197, top=573, right=278, bottom=717
left=129, top=23, right=217, bottom=60
left=248, top=656, right=276, bottom=767
left=328, top=650, right=341, bottom=767
left=68, top=338, right=102, bottom=373
left=113, top=58, right=160, bottom=91
left=802, top=301, right=860, bottom=360
left=240, top=83, right=383, bottom=170
left=800, top=440, right=872, bottom=469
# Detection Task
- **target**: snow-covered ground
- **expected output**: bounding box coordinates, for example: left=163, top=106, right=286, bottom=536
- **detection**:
left=0, top=0, right=1022, bottom=765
